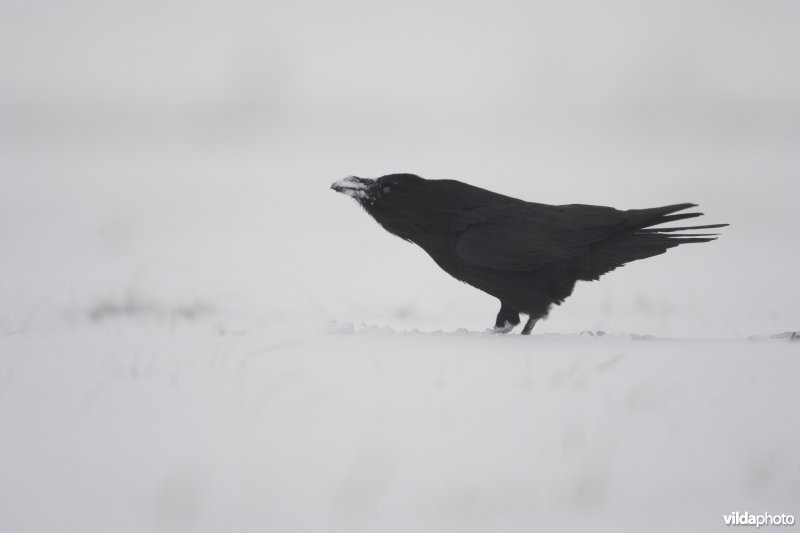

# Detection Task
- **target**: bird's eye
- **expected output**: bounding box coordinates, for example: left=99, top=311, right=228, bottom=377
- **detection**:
left=383, top=186, right=392, bottom=193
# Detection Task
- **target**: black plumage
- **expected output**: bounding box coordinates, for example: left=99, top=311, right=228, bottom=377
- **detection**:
left=331, top=173, right=727, bottom=334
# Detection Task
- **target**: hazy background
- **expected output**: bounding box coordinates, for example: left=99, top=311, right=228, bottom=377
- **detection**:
left=2, top=0, right=798, bottom=335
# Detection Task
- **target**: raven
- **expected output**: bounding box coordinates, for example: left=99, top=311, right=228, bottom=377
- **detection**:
left=331, top=174, right=727, bottom=334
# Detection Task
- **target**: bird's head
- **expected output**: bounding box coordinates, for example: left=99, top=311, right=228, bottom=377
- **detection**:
left=331, top=173, right=439, bottom=241
left=331, top=173, right=426, bottom=205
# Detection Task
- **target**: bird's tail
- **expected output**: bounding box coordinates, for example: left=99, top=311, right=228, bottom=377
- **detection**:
left=628, top=203, right=728, bottom=244
left=572, top=203, right=727, bottom=281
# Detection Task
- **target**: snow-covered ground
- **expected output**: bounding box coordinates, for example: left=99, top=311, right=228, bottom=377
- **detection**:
left=1, top=320, right=798, bottom=533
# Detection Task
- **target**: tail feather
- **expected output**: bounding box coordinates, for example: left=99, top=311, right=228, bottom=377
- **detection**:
left=630, top=203, right=728, bottom=243
left=661, top=236, right=718, bottom=244
left=625, top=203, right=719, bottom=232
left=648, top=233, right=720, bottom=238
left=651, top=212, right=705, bottom=226
left=645, top=223, right=729, bottom=232
left=574, top=203, right=727, bottom=281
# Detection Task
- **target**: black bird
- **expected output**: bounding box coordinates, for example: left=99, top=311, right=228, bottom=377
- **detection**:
left=331, top=174, right=727, bottom=334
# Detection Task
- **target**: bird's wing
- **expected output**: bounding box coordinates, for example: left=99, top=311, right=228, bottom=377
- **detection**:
left=454, top=202, right=716, bottom=274
left=455, top=204, right=626, bottom=271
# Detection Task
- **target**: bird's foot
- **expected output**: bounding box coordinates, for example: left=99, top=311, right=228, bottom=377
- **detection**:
left=490, top=321, right=516, bottom=334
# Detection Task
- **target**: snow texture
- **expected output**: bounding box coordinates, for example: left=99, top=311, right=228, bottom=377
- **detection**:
left=1, top=321, right=798, bottom=533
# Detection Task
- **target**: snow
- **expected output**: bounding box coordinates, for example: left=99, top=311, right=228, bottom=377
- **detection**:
left=1, top=321, right=798, bottom=533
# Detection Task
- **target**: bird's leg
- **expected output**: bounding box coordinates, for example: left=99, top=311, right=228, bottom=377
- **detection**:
left=492, top=305, right=520, bottom=334
left=521, top=316, right=537, bottom=335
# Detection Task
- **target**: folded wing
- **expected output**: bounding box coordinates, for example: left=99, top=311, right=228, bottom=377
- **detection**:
left=455, top=202, right=727, bottom=280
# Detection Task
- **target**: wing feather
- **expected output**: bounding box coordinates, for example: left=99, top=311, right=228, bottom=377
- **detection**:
left=455, top=202, right=726, bottom=277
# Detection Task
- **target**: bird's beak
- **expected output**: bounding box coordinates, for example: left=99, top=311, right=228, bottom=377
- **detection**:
left=331, top=176, right=374, bottom=200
